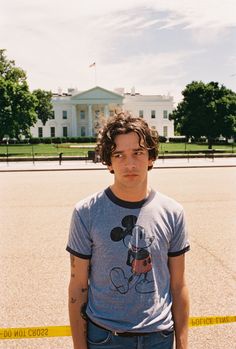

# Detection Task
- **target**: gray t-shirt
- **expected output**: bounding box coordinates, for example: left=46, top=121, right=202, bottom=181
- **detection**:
left=66, top=187, right=190, bottom=333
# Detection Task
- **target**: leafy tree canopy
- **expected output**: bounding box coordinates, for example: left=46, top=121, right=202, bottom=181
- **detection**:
left=32, top=89, right=54, bottom=125
left=0, top=49, right=53, bottom=140
left=170, top=81, right=236, bottom=148
left=0, top=49, right=26, bottom=83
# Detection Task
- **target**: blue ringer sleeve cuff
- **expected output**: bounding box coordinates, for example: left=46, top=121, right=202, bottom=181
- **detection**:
left=66, top=246, right=92, bottom=259
left=168, top=245, right=190, bottom=257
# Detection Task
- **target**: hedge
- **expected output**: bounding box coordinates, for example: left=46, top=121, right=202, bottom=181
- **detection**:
left=158, top=136, right=167, bottom=143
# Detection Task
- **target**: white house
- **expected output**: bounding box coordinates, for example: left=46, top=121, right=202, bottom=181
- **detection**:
left=30, top=86, right=174, bottom=139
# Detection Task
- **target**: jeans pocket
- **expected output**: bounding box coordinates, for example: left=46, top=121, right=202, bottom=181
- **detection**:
left=159, top=329, right=174, bottom=339
left=87, top=320, right=112, bottom=345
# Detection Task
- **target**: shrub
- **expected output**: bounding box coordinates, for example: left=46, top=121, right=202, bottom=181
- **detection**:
left=77, top=137, right=97, bottom=143
left=18, top=139, right=29, bottom=144
left=8, top=139, right=18, bottom=144
left=213, top=139, right=228, bottom=145
left=42, top=137, right=52, bottom=144
left=52, top=137, right=62, bottom=144
left=29, top=138, right=41, bottom=144
left=158, top=136, right=167, bottom=143
left=67, top=137, right=78, bottom=143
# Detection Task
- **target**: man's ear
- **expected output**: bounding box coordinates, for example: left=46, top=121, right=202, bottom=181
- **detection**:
left=148, top=158, right=153, bottom=167
left=108, top=165, right=114, bottom=174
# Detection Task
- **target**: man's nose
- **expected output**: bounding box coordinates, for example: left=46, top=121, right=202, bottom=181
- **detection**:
left=125, top=155, right=136, bottom=169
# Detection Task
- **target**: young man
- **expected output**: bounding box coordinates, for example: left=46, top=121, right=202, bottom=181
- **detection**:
left=66, top=113, right=190, bottom=349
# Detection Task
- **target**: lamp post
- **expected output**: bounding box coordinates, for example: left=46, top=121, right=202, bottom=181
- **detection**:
left=3, top=135, right=9, bottom=165
left=32, top=142, right=35, bottom=165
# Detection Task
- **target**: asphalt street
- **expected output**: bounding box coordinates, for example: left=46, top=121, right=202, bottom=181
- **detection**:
left=0, top=163, right=235, bottom=348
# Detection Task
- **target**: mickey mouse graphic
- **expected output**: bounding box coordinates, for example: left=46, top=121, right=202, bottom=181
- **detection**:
left=110, top=215, right=156, bottom=294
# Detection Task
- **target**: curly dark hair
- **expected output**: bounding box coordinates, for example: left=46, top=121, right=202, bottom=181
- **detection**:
left=96, top=112, right=159, bottom=171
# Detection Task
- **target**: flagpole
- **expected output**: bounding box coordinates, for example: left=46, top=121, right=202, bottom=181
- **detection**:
left=95, top=64, right=97, bottom=86
left=89, top=62, right=97, bottom=86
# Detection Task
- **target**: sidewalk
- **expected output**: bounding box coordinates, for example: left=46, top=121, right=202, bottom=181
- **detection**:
left=0, top=156, right=235, bottom=172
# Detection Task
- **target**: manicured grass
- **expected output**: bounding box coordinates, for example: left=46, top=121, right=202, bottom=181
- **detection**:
left=0, top=143, right=95, bottom=157
left=159, top=142, right=235, bottom=153
left=0, top=142, right=235, bottom=158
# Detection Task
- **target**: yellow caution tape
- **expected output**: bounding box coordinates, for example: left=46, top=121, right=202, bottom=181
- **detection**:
left=189, top=315, right=236, bottom=328
left=0, top=316, right=235, bottom=340
left=0, top=326, right=71, bottom=340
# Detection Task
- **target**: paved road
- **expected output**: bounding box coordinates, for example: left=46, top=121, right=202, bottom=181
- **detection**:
left=0, top=166, right=235, bottom=348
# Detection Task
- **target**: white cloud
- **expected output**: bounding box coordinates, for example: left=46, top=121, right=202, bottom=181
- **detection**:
left=0, top=0, right=235, bottom=102
left=137, top=19, right=166, bottom=30
left=151, top=0, right=236, bottom=29
left=96, top=49, right=203, bottom=95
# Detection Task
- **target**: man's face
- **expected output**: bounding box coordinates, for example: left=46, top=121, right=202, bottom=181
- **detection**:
left=108, top=132, right=153, bottom=189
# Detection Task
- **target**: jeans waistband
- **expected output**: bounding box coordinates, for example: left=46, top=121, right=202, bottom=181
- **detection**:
left=88, top=318, right=173, bottom=337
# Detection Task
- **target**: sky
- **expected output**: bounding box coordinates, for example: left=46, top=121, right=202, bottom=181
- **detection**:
left=1, top=0, right=236, bottom=104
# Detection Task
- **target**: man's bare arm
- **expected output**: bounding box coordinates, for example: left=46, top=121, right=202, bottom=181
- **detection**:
left=169, top=254, right=190, bottom=349
left=68, top=254, right=90, bottom=349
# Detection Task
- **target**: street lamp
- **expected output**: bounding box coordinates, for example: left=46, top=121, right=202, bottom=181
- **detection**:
left=3, top=135, right=9, bottom=165
left=32, top=142, right=35, bottom=165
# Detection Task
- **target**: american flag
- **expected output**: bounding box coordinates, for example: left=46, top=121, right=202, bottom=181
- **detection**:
left=89, top=62, right=96, bottom=68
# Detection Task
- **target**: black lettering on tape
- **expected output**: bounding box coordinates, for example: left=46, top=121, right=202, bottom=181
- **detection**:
left=27, top=328, right=48, bottom=337
left=4, top=330, right=12, bottom=338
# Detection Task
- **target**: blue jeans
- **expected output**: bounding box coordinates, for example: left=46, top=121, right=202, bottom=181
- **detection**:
left=87, top=320, right=174, bottom=349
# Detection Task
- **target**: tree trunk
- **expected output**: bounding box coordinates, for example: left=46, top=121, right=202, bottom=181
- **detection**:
left=208, top=137, right=213, bottom=149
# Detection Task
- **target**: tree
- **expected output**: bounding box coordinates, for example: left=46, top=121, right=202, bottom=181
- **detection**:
left=0, top=49, right=37, bottom=140
left=93, top=111, right=106, bottom=137
left=32, top=89, right=54, bottom=125
left=170, top=81, right=236, bottom=148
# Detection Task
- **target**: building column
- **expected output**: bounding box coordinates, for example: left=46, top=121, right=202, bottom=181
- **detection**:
left=104, top=104, right=109, bottom=118
left=71, top=105, right=77, bottom=137
left=88, top=104, right=93, bottom=136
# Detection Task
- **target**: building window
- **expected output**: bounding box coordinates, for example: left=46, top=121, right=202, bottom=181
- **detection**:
left=151, top=110, right=156, bottom=118
left=81, top=126, right=86, bottom=136
left=63, top=127, right=68, bottom=137
left=52, top=111, right=55, bottom=119
left=163, top=110, right=168, bottom=119
left=80, top=110, right=85, bottom=119
left=139, top=110, right=144, bottom=118
left=38, top=127, right=43, bottom=138
left=50, top=127, right=55, bottom=138
left=62, top=110, right=67, bottom=119
left=163, top=126, right=168, bottom=138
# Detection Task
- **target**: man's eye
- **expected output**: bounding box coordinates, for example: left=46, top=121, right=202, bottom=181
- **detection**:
left=135, top=151, right=144, bottom=155
left=113, top=153, right=123, bottom=158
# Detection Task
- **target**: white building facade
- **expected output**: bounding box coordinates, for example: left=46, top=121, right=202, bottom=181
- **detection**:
left=30, top=86, right=174, bottom=139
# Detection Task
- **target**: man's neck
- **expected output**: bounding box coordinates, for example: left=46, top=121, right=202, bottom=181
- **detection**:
left=109, top=184, right=151, bottom=202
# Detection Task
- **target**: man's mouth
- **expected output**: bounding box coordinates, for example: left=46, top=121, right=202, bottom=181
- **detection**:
left=124, top=173, right=138, bottom=177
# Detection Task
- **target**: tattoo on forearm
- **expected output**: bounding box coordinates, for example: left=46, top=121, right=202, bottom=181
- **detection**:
left=70, top=255, right=75, bottom=268
left=80, top=302, right=88, bottom=320
left=71, top=273, right=75, bottom=278
left=70, top=297, right=77, bottom=304
left=82, top=287, right=88, bottom=293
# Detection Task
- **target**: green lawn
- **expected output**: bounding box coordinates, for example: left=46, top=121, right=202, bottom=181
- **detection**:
left=159, top=142, right=235, bottom=153
left=0, top=143, right=94, bottom=157
left=0, top=142, right=235, bottom=158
